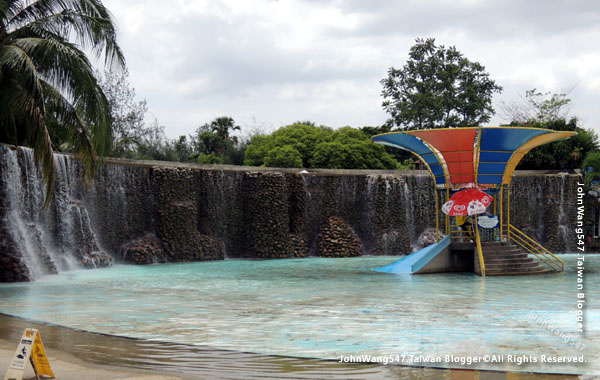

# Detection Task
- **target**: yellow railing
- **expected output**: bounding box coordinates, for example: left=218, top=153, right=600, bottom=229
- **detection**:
left=449, top=227, right=473, bottom=240
left=474, top=221, right=485, bottom=277
left=507, top=224, right=565, bottom=272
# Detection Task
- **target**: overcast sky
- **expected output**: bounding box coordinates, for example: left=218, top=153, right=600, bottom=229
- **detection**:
left=102, top=0, right=600, bottom=139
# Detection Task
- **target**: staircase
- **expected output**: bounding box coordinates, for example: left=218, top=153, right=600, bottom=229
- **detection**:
left=475, top=242, right=552, bottom=276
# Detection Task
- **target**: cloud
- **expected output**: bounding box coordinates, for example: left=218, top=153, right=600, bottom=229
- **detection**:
left=103, top=0, right=600, bottom=137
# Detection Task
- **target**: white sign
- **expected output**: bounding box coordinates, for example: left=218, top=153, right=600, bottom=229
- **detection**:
left=4, top=328, right=54, bottom=380
left=478, top=215, right=499, bottom=229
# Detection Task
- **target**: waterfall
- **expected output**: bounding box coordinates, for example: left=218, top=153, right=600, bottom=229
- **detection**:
left=0, top=146, right=111, bottom=280
left=402, top=180, right=417, bottom=250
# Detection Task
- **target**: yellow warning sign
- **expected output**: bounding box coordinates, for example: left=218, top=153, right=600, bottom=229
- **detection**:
left=31, top=332, right=54, bottom=378
left=3, top=328, right=54, bottom=380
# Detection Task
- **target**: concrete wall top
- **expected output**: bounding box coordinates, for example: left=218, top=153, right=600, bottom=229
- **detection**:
left=1, top=143, right=584, bottom=178
left=103, top=156, right=583, bottom=179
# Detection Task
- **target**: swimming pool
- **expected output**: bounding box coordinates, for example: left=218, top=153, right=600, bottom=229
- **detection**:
left=0, top=255, right=597, bottom=375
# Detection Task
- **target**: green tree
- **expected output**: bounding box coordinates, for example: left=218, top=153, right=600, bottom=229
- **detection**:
left=129, top=120, right=174, bottom=161
left=210, top=116, right=240, bottom=155
left=381, top=38, right=502, bottom=130
left=197, top=152, right=224, bottom=164
left=244, top=123, right=403, bottom=170
left=192, top=125, right=223, bottom=156
left=263, top=146, right=303, bottom=168
left=582, top=151, right=600, bottom=186
left=244, top=123, right=333, bottom=167
left=187, top=117, right=246, bottom=165
left=244, top=134, right=274, bottom=166
left=311, top=127, right=399, bottom=169
left=173, top=135, right=192, bottom=162
left=0, top=0, right=125, bottom=201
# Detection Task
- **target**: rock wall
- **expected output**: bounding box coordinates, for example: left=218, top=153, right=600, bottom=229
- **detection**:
left=316, top=216, right=362, bottom=257
left=0, top=144, right=586, bottom=282
left=509, top=174, right=580, bottom=253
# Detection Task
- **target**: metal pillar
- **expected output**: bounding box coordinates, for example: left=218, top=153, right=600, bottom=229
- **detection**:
left=435, top=189, right=439, bottom=242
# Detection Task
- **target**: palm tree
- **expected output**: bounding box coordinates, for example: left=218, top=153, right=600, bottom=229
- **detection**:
left=0, top=0, right=125, bottom=203
left=209, top=116, right=240, bottom=156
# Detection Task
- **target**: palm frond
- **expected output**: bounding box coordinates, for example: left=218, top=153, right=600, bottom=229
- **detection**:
left=12, top=34, right=112, bottom=156
left=41, top=79, right=97, bottom=180
left=1, top=76, right=55, bottom=205
left=6, top=0, right=125, bottom=69
left=1, top=0, right=124, bottom=204
left=0, top=0, right=22, bottom=26
left=0, top=44, right=45, bottom=104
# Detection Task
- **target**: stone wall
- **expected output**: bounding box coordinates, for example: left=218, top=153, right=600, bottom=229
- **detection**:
left=153, top=167, right=224, bottom=261
left=510, top=174, right=580, bottom=253
left=0, top=144, right=587, bottom=282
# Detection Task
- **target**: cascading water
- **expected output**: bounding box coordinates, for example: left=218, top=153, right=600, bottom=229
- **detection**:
left=557, top=174, right=571, bottom=249
left=402, top=179, right=417, bottom=250
left=1, top=147, right=47, bottom=279
left=0, top=146, right=111, bottom=281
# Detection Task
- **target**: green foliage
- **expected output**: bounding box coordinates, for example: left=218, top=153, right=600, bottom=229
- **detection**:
left=517, top=118, right=599, bottom=170
left=360, top=122, right=414, bottom=164
left=360, top=122, right=392, bottom=138
left=122, top=120, right=174, bottom=161
left=186, top=116, right=243, bottom=164
left=381, top=38, right=502, bottom=130
left=197, top=152, right=224, bottom=164
left=244, top=123, right=404, bottom=170
left=0, top=0, right=125, bottom=202
left=582, top=151, right=600, bottom=186
left=244, top=123, right=333, bottom=167
left=264, top=146, right=303, bottom=168
left=208, top=116, right=241, bottom=155
left=244, top=134, right=274, bottom=166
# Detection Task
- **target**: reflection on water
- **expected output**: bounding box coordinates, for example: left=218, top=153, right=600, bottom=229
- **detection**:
left=0, top=255, right=597, bottom=377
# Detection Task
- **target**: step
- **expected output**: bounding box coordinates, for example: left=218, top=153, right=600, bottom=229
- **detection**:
left=488, top=263, right=545, bottom=271
left=481, top=242, right=519, bottom=248
left=482, top=253, right=529, bottom=260
left=481, top=244, right=521, bottom=249
left=486, top=269, right=553, bottom=276
left=484, top=257, right=534, bottom=264
left=482, top=248, right=527, bottom=255
left=482, top=252, right=528, bottom=259
left=485, top=262, right=540, bottom=270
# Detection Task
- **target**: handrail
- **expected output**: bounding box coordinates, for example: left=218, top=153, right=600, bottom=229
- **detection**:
left=449, top=224, right=473, bottom=239
left=509, top=233, right=561, bottom=270
left=474, top=219, right=485, bottom=276
left=507, top=224, right=565, bottom=272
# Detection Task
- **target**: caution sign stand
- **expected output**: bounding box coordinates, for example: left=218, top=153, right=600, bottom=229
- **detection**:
left=4, top=328, right=55, bottom=380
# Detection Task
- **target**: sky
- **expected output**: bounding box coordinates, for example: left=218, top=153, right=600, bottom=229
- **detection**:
left=102, top=0, right=600, bottom=139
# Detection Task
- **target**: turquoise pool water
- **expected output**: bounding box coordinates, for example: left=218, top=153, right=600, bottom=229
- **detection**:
left=0, top=255, right=597, bottom=375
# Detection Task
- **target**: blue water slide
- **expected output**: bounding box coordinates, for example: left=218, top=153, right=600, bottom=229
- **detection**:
left=373, top=236, right=451, bottom=274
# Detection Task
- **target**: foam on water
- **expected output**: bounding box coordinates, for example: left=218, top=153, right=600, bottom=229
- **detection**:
left=0, top=255, right=597, bottom=375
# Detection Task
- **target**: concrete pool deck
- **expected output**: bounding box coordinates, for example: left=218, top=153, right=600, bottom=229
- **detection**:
left=0, top=338, right=194, bottom=380
left=0, top=314, right=586, bottom=380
